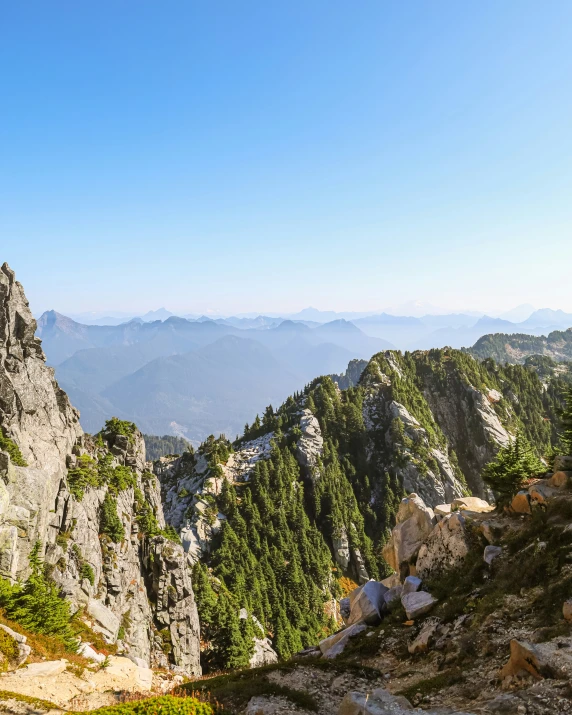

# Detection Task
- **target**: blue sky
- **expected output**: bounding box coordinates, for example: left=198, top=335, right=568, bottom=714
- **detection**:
left=1, top=1, right=572, bottom=315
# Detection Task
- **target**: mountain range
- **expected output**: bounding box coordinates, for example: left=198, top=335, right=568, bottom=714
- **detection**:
left=37, top=311, right=393, bottom=441
left=36, top=306, right=572, bottom=442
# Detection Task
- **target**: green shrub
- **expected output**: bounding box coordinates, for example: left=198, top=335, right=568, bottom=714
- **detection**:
left=104, top=418, right=137, bottom=441
left=99, top=494, right=125, bottom=543
left=80, top=562, right=95, bottom=586
left=67, top=454, right=101, bottom=500
left=482, top=431, right=544, bottom=505
left=85, top=695, right=217, bottom=715
left=0, top=431, right=27, bottom=467
left=0, top=628, right=19, bottom=670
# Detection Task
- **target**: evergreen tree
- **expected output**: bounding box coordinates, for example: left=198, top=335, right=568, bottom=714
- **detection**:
left=99, top=493, right=125, bottom=542
left=560, top=385, right=572, bottom=454
left=482, top=432, right=544, bottom=505
left=6, top=542, right=77, bottom=649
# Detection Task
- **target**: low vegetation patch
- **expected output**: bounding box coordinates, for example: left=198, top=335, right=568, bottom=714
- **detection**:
left=82, top=695, right=219, bottom=715
left=0, top=431, right=27, bottom=467
left=183, top=663, right=318, bottom=712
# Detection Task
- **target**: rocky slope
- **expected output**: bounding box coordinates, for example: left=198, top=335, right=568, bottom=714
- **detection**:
left=467, top=327, right=572, bottom=364
left=0, top=263, right=201, bottom=675
left=153, top=346, right=567, bottom=672
left=188, top=458, right=572, bottom=714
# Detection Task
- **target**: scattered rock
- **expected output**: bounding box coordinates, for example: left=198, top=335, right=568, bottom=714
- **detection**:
left=548, top=471, right=572, bottom=488
left=401, top=591, right=437, bottom=620
left=78, top=642, right=107, bottom=664
left=452, top=497, right=494, bottom=513
left=408, top=618, right=441, bottom=655
left=401, top=576, right=422, bottom=596
left=484, top=545, right=502, bottom=565
left=528, top=481, right=559, bottom=505
left=15, top=660, right=68, bottom=678
left=499, top=639, right=554, bottom=679
left=509, top=491, right=531, bottom=514
left=319, top=623, right=367, bottom=659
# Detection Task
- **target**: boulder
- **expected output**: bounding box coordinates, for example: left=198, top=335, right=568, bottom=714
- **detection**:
left=434, top=504, right=452, bottom=518
left=408, top=618, right=440, bottom=654
left=401, top=576, right=422, bottom=596
left=381, top=573, right=401, bottom=589
left=401, top=591, right=437, bottom=620
left=484, top=545, right=502, bottom=565
left=528, top=481, right=559, bottom=505
left=319, top=623, right=367, bottom=659
left=382, top=494, right=436, bottom=574
left=383, top=585, right=403, bottom=607
left=0, top=623, right=30, bottom=668
left=554, top=456, right=572, bottom=472
left=347, top=581, right=388, bottom=626
left=78, top=642, right=107, bottom=664
left=499, top=639, right=554, bottom=679
left=510, top=490, right=531, bottom=514
left=548, top=471, right=572, bottom=488
left=451, top=497, right=494, bottom=513
left=563, top=600, right=572, bottom=623
left=416, top=512, right=469, bottom=579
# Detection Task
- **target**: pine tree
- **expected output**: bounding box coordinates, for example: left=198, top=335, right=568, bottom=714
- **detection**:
left=482, top=432, right=544, bottom=505
left=99, top=493, right=125, bottom=542
left=6, top=542, right=77, bottom=649
left=560, top=385, right=572, bottom=454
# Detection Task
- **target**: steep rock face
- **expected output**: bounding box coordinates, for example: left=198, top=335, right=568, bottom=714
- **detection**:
left=0, top=263, right=201, bottom=675
left=0, top=263, right=82, bottom=579
left=361, top=358, right=466, bottom=507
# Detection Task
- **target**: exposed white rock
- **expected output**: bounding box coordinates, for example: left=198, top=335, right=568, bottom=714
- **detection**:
left=416, top=512, right=470, bottom=579
left=383, top=494, right=436, bottom=575
left=295, top=408, right=324, bottom=481
left=239, top=608, right=278, bottom=668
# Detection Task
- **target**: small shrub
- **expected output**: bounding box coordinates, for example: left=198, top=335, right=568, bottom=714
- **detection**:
left=0, top=628, right=19, bottom=670
left=80, top=562, right=95, bottom=585
left=67, top=454, right=101, bottom=500
left=0, top=431, right=27, bottom=467
left=85, top=694, right=217, bottom=715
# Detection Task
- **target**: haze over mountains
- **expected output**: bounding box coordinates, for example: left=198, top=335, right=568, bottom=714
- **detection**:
left=36, top=305, right=572, bottom=444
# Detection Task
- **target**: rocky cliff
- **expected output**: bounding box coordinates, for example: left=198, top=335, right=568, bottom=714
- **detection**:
left=0, top=263, right=201, bottom=675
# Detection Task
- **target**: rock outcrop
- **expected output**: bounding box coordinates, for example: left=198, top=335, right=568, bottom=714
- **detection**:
left=0, top=263, right=201, bottom=675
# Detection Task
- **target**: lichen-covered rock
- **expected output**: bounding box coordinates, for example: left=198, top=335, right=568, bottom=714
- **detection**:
left=416, top=512, right=470, bottom=579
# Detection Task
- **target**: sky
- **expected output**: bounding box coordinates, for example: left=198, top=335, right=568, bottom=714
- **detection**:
left=1, top=1, right=572, bottom=316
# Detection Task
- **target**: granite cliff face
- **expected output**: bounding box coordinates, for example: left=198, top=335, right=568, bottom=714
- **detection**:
left=0, top=263, right=200, bottom=675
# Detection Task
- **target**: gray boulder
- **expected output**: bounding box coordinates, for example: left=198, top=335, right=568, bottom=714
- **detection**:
left=401, top=591, right=437, bottom=620
left=319, top=623, right=367, bottom=659
left=347, top=580, right=388, bottom=626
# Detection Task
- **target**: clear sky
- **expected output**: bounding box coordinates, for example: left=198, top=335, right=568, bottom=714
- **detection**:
left=2, top=1, right=572, bottom=316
